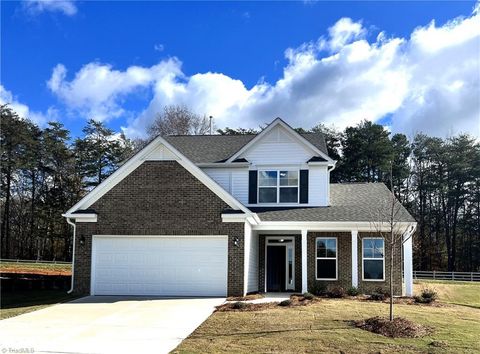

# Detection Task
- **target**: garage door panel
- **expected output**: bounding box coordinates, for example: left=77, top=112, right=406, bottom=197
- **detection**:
left=92, top=236, right=228, bottom=296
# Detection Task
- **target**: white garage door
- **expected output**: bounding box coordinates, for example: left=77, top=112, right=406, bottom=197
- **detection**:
left=91, top=235, right=228, bottom=296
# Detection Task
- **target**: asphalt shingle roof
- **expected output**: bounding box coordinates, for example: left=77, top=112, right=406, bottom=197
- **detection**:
left=164, top=132, right=328, bottom=164
left=251, top=183, right=415, bottom=223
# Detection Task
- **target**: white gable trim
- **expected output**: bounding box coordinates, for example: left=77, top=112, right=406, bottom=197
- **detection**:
left=63, top=136, right=251, bottom=218
left=226, top=118, right=334, bottom=164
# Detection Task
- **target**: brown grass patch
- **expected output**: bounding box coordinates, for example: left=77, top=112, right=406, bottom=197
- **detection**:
left=355, top=316, right=432, bottom=338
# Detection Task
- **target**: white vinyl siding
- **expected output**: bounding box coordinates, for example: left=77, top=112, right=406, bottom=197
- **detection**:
left=91, top=235, right=228, bottom=296
left=202, top=168, right=248, bottom=204
left=241, top=125, right=314, bottom=165
left=309, top=165, right=329, bottom=206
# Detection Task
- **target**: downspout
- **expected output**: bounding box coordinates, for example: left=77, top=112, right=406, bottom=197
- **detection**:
left=66, top=218, right=76, bottom=294
left=327, top=163, right=336, bottom=206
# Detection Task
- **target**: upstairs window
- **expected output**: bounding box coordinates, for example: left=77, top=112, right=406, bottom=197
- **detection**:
left=363, top=238, right=385, bottom=281
left=258, top=170, right=299, bottom=203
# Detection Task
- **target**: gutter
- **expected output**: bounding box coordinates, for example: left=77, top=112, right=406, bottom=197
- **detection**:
left=66, top=218, right=76, bottom=294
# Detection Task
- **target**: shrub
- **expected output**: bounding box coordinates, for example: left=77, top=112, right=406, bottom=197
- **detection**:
left=303, top=292, right=314, bottom=300
left=326, top=286, right=346, bottom=298
left=420, top=288, right=438, bottom=302
left=369, top=292, right=386, bottom=301
left=375, top=287, right=391, bottom=297
left=279, top=299, right=292, bottom=307
left=309, top=282, right=327, bottom=296
left=231, top=301, right=247, bottom=310
left=347, top=286, right=360, bottom=296
left=414, top=288, right=438, bottom=304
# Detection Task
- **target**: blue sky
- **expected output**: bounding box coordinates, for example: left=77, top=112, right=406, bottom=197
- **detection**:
left=2, top=1, right=479, bottom=139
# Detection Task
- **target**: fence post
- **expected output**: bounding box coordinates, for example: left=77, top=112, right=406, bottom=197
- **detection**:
left=452, top=272, right=454, bottom=280
left=471, top=273, right=473, bottom=281
left=433, top=270, right=435, bottom=280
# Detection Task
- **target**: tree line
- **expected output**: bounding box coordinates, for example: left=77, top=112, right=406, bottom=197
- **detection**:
left=1, top=104, right=479, bottom=271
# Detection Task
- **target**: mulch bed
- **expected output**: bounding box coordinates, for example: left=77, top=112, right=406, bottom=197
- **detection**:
left=354, top=316, right=432, bottom=338
left=227, top=293, right=264, bottom=301
left=216, top=294, right=320, bottom=312
left=216, top=302, right=277, bottom=312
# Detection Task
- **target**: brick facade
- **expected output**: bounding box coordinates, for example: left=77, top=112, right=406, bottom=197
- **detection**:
left=306, top=231, right=403, bottom=296
left=73, top=160, right=244, bottom=296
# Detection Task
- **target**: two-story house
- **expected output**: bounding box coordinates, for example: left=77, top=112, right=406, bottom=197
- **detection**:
left=63, top=118, right=416, bottom=298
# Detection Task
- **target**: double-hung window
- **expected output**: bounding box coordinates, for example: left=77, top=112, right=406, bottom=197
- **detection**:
left=316, top=237, right=337, bottom=280
left=362, top=238, right=385, bottom=281
left=258, top=170, right=299, bottom=203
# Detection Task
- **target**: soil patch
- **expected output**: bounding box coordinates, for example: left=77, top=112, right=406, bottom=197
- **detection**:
left=354, top=316, right=432, bottom=338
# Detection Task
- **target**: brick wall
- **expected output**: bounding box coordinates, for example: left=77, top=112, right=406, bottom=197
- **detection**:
left=73, top=161, right=244, bottom=296
left=358, top=232, right=403, bottom=295
left=306, top=231, right=403, bottom=295
left=307, top=232, right=352, bottom=290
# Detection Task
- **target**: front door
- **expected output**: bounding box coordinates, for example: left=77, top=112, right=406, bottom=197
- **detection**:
left=267, top=246, right=286, bottom=291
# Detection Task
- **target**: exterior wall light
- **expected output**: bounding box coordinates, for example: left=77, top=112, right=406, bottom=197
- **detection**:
left=79, top=235, right=86, bottom=246
left=233, top=237, right=239, bottom=247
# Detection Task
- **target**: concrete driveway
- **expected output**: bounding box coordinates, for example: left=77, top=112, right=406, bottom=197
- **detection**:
left=0, top=296, right=224, bottom=354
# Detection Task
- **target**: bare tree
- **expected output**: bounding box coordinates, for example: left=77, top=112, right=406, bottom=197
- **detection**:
left=370, top=162, right=415, bottom=321
left=147, top=105, right=212, bottom=138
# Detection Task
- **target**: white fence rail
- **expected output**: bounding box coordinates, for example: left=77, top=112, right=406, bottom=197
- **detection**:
left=0, top=258, right=71, bottom=265
left=414, top=270, right=480, bottom=282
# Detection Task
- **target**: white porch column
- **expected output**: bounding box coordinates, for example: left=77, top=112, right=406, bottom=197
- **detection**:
left=243, top=221, right=252, bottom=296
left=351, top=230, right=358, bottom=288
left=301, top=229, right=308, bottom=293
left=403, top=233, right=413, bottom=296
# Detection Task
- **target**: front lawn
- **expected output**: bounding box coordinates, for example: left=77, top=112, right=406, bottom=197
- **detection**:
left=414, top=280, right=480, bottom=308
left=174, top=281, right=480, bottom=353
left=0, top=289, right=77, bottom=320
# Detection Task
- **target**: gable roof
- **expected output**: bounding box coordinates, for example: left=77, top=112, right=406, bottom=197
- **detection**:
left=226, top=117, right=333, bottom=163
left=164, top=130, right=329, bottom=164
left=251, top=183, right=416, bottom=223
left=63, top=135, right=252, bottom=218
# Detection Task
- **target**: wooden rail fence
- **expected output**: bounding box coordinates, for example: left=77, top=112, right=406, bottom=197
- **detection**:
left=413, top=270, right=480, bottom=282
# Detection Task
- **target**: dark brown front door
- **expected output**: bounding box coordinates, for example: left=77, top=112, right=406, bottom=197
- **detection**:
left=267, top=246, right=286, bottom=292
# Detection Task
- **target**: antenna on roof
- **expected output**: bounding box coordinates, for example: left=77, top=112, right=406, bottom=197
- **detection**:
left=209, top=115, right=213, bottom=135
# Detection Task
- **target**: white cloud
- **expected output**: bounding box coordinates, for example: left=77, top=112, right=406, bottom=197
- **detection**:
left=47, top=7, right=480, bottom=138
left=0, top=85, right=55, bottom=126
left=23, top=0, right=78, bottom=16
left=154, top=44, right=165, bottom=52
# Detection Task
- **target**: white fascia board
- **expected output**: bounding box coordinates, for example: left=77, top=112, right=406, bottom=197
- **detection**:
left=64, top=136, right=251, bottom=217
left=64, top=136, right=167, bottom=215
left=253, top=221, right=417, bottom=232
left=226, top=118, right=334, bottom=164
left=61, top=213, right=97, bottom=222
left=197, top=163, right=250, bottom=168
left=307, top=161, right=335, bottom=166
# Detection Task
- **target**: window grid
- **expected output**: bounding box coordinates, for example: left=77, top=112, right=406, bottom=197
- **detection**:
left=362, top=237, right=385, bottom=281
left=316, top=237, right=338, bottom=280
left=257, top=170, right=299, bottom=204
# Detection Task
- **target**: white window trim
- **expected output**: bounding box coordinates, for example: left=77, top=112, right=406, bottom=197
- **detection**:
left=362, top=237, right=386, bottom=282
left=257, top=169, right=300, bottom=204
left=315, top=237, right=338, bottom=281
left=264, top=236, right=296, bottom=291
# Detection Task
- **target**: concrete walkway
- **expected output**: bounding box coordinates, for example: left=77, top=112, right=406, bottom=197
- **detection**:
left=0, top=296, right=224, bottom=354
left=227, top=293, right=292, bottom=304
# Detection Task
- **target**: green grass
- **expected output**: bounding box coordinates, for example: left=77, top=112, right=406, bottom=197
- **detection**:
left=0, top=289, right=77, bottom=320
left=175, top=281, right=480, bottom=353
left=414, top=280, right=480, bottom=308
left=0, top=261, right=71, bottom=275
